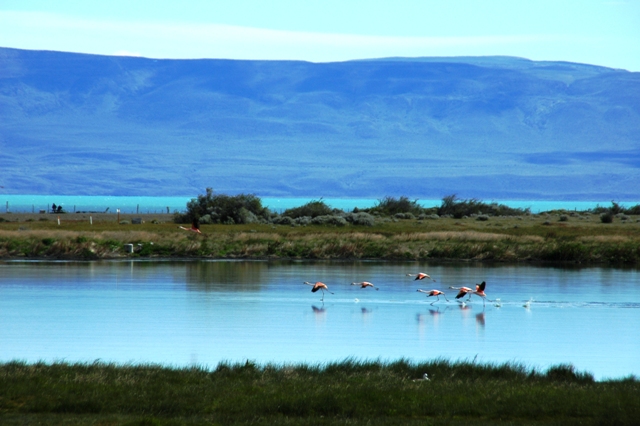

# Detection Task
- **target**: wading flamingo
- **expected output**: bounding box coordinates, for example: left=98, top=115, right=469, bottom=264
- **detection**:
left=351, top=281, right=379, bottom=290
left=304, top=281, right=334, bottom=301
left=406, top=273, right=436, bottom=282
left=449, top=285, right=474, bottom=301
left=469, top=281, right=487, bottom=305
left=416, top=289, right=449, bottom=305
left=179, top=218, right=202, bottom=235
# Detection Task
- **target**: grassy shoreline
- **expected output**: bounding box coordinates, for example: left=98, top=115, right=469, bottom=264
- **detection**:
left=1, top=212, right=640, bottom=265
left=1, top=359, right=638, bottom=425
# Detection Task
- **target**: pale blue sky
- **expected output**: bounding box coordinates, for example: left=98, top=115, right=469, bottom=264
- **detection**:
left=1, top=0, right=639, bottom=70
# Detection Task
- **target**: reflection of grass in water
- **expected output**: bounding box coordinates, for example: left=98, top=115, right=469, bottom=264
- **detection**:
left=0, top=359, right=637, bottom=425
left=1, top=214, right=640, bottom=264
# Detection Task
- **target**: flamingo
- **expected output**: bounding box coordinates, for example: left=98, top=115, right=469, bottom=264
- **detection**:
left=406, top=273, right=436, bottom=282
left=351, top=281, right=379, bottom=290
left=469, top=281, right=488, bottom=305
left=179, top=218, right=202, bottom=235
left=449, top=285, right=474, bottom=302
left=304, top=281, right=334, bottom=301
left=416, top=289, right=449, bottom=305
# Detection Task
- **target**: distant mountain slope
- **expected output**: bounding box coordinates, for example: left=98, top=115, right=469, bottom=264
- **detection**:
left=1, top=47, right=639, bottom=199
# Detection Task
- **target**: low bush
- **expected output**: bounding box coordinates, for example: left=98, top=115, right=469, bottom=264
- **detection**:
left=282, top=199, right=334, bottom=219
left=438, top=194, right=529, bottom=218
left=272, top=216, right=295, bottom=226
left=367, top=196, right=425, bottom=216
left=344, top=212, right=375, bottom=226
left=600, top=212, right=614, bottom=223
left=310, top=215, right=348, bottom=226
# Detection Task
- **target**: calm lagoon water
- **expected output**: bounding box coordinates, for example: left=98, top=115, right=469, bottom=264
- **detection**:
left=1, top=260, right=639, bottom=380
left=2, top=195, right=637, bottom=214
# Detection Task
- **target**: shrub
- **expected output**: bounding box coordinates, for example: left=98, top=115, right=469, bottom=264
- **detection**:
left=625, top=204, right=640, bottom=215
left=367, top=196, right=424, bottom=216
left=282, top=199, right=334, bottom=219
left=311, top=215, right=348, bottom=226
left=272, top=216, right=295, bottom=226
left=476, top=215, right=489, bottom=221
left=175, top=188, right=270, bottom=225
left=600, top=212, right=614, bottom=223
left=344, top=212, right=375, bottom=226
left=559, top=215, right=569, bottom=222
left=295, top=216, right=312, bottom=226
left=438, top=194, right=529, bottom=218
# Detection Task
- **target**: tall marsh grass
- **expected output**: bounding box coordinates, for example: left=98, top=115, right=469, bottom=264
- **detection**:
left=0, top=359, right=637, bottom=425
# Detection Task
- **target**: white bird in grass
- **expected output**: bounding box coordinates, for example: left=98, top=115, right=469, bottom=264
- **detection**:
left=413, top=373, right=430, bottom=382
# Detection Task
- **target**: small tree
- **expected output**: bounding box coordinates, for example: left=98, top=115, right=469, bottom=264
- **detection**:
left=175, top=188, right=270, bottom=225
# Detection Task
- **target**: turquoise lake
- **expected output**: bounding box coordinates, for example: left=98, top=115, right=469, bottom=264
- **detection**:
left=1, top=195, right=637, bottom=214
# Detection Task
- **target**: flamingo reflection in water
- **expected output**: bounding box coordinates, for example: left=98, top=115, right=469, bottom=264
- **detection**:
left=476, top=311, right=486, bottom=328
left=416, top=289, right=449, bottom=305
left=312, top=305, right=326, bottom=314
left=351, top=281, right=379, bottom=290
left=406, top=272, right=436, bottom=282
left=304, top=281, right=334, bottom=301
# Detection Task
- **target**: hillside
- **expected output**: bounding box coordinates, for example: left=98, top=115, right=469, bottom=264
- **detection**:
left=1, top=47, right=639, bottom=199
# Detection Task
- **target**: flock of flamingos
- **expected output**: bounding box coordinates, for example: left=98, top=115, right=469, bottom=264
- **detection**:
left=179, top=223, right=493, bottom=307
left=303, top=272, right=489, bottom=305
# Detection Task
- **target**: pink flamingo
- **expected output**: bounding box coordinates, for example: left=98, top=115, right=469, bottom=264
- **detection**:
left=469, top=281, right=487, bottom=305
left=449, top=285, right=474, bottom=301
left=304, top=281, right=334, bottom=301
left=416, top=289, right=449, bottom=305
left=351, top=281, right=379, bottom=290
left=406, top=272, right=436, bottom=282
left=179, top=218, right=202, bottom=235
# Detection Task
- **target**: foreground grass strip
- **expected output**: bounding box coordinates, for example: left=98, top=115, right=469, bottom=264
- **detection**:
left=0, top=360, right=638, bottom=425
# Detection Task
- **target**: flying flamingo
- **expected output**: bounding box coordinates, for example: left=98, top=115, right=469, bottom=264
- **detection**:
left=416, top=289, right=449, bottom=305
left=351, top=281, right=379, bottom=290
left=406, top=273, right=436, bottom=282
left=304, top=281, right=334, bottom=301
left=449, top=285, right=474, bottom=302
left=467, top=281, right=488, bottom=305
left=179, top=218, right=202, bottom=235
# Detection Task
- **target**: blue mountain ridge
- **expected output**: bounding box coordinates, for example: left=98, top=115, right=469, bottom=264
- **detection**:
left=1, top=47, right=639, bottom=200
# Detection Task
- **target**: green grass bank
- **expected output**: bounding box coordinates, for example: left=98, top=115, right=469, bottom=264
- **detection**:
left=1, top=359, right=638, bottom=425
left=1, top=212, right=640, bottom=264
